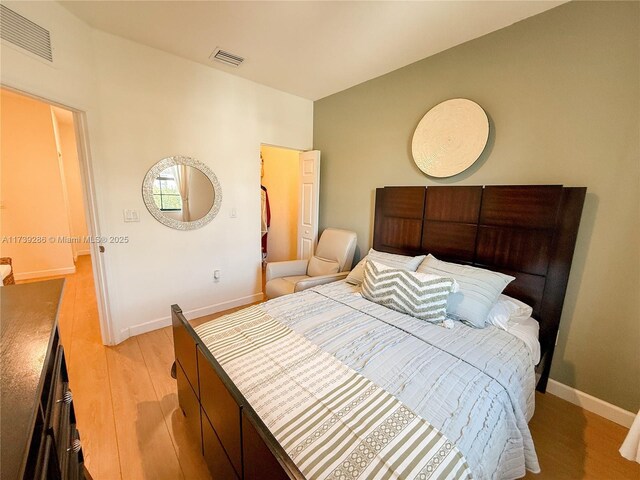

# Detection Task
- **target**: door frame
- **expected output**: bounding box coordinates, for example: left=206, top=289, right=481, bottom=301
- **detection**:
left=1, top=84, right=114, bottom=345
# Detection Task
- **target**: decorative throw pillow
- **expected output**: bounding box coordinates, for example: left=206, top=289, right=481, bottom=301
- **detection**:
left=417, top=254, right=514, bottom=328
left=345, top=249, right=426, bottom=285
left=487, top=294, right=534, bottom=331
left=307, top=256, right=340, bottom=277
left=362, top=260, right=458, bottom=323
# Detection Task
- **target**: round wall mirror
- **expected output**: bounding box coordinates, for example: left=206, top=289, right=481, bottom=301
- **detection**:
left=142, top=156, right=222, bottom=230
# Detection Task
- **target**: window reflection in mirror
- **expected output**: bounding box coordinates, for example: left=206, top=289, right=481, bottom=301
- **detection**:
left=151, top=165, right=215, bottom=223
left=143, top=156, right=222, bottom=230
left=153, top=168, right=182, bottom=211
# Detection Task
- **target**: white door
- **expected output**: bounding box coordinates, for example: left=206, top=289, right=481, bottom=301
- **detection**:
left=297, top=150, right=320, bottom=259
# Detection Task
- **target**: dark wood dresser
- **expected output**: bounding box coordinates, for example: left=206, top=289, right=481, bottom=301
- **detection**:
left=1, top=279, right=88, bottom=480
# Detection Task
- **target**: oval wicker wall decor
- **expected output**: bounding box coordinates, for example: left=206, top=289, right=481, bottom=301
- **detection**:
left=411, top=98, right=489, bottom=178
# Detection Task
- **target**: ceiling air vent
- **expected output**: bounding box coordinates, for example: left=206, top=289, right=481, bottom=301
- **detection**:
left=0, top=5, right=52, bottom=62
left=209, top=48, right=244, bottom=67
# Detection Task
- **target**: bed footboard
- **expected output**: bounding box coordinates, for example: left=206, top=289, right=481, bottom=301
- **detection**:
left=171, top=304, right=303, bottom=480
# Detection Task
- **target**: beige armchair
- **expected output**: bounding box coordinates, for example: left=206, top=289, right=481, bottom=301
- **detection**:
left=265, top=228, right=357, bottom=299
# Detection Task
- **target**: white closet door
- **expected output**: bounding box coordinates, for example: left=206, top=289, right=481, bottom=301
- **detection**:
left=297, top=150, right=320, bottom=259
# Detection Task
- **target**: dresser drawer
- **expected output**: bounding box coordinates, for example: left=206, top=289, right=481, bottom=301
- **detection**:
left=54, top=392, right=75, bottom=477
left=44, top=346, right=65, bottom=431
left=35, top=435, right=59, bottom=480
left=63, top=427, right=84, bottom=480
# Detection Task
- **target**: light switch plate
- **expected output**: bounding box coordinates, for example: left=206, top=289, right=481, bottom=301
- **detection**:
left=123, top=209, right=140, bottom=222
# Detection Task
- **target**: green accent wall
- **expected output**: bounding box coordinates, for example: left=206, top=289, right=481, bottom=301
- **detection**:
left=314, top=1, right=639, bottom=411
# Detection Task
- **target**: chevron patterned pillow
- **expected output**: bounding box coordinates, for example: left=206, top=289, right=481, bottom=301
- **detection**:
left=362, top=260, right=458, bottom=323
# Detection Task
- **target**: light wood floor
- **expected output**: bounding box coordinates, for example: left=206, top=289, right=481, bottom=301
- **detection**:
left=38, top=256, right=639, bottom=479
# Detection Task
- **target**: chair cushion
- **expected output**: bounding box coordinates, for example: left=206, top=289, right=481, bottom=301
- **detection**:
left=265, top=275, right=309, bottom=299
left=307, top=256, right=340, bottom=277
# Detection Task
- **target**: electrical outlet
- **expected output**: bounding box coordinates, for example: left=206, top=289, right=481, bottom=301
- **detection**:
left=214, top=270, right=221, bottom=282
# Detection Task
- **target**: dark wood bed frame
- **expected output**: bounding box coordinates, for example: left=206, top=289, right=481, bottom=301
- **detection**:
left=171, top=306, right=304, bottom=480
left=172, top=184, right=586, bottom=479
left=372, top=185, right=586, bottom=392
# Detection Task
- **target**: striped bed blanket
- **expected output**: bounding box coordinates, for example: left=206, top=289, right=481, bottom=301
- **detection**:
left=195, top=305, right=472, bottom=480
left=261, top=282, right=540, bottom=479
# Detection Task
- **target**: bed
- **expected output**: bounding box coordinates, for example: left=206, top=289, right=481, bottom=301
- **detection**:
left=172, top=185, right=586, bottom=480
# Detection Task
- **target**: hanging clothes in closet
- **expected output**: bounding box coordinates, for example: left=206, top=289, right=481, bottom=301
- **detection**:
left=261, top=184, right=271, bottom=261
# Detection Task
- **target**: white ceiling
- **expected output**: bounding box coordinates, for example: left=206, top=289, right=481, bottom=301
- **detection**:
left=60, top=1, right=565, bottom=100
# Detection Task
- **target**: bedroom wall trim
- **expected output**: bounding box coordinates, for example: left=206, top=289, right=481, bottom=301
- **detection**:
left=14, top=266, right=76, bottom=281
left=547, top=379, right=635, bottom=428
left=73, top=249, right=91, bottom=262
left=121, top=292, right=264, bottom=340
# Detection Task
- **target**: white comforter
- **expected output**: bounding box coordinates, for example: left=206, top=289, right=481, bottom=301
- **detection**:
left=262, top=281, right=540, bottom=480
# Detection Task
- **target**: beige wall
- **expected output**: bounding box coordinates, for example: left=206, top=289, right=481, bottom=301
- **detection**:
left=314, top=1, right=639, bottom=412
left=0, top=90, right=75, bottom=278
left=58, top=120, right=90, bottom=259
left=1, top=1, right=313, bottom=343
left=261, top=145, right=300, bottom=262
left=89, top=31, right=312, bottom=342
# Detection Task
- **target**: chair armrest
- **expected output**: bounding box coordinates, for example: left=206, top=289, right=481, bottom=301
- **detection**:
left=293, top=272, right=349, bottom=292
left=266, top=259, right=309, bottom=282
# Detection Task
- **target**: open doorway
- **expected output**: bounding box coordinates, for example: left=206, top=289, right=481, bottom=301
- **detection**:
left=0, top=87, right=108, bottom=343
left=259, top=144, right=303, bottom=290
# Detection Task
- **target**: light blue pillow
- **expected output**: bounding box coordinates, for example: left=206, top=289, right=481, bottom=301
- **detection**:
left=417, top=254, right=514, bottom=328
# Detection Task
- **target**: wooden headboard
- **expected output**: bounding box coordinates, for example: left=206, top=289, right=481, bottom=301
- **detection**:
left=372, top=185, right=586, bottom=392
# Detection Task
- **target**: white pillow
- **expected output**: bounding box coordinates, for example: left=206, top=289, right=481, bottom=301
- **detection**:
left=417, top=254, right=514, bottom=328
left=362, top=260, right=458, bottom=323
left=487, top=294, right=534, bottom=331
left=345, top=249, right=426, bottom=285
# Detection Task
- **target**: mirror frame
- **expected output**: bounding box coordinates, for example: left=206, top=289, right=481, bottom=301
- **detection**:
left=142, top=156, right=222, bottom=230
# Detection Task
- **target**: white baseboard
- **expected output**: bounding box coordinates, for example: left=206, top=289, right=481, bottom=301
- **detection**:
left=121, top=293, right=264, bottom=340
left=15, top=266, right=76, bottom=281
left=546, top=379, right=635, bottom=428
left=74, top=250, right=91, bottom=261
